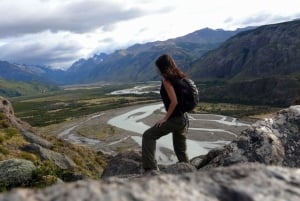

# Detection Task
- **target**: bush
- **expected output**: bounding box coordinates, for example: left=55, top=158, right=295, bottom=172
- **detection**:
left=19, top=152, right=38, bottom=162
left=0, top=134, right=4, bottom=143
left=5, top=127, right=19, bottom=138
left=0, top=120, right=9, bottom=129
left=30, top=160, right=59, bottom=187
left=0, top=145, right=9, bottom=155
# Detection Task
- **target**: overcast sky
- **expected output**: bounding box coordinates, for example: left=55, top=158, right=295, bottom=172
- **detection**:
left=0, top=0, right=300, bottom=69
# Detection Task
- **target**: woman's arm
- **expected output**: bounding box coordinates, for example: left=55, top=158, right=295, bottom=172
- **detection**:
left=155, top=78, right=178, bottom=127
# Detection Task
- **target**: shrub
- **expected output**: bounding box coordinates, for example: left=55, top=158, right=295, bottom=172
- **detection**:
left=0, top=120, right=9, bottom=129
left=30, top=160, right=59, bottom=187
left=0, top=134, right=4, bottom=143
left=0, top=145, right=9, bottom=155
left=19, top=152, right=38, bottom=162
left=5, top=127, right=19, bottom=138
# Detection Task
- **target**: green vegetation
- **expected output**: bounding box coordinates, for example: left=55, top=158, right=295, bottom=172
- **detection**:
left=0, top=79, right=59, bottom=98
left=0, top=111, right=108, bottom=191
left=11, top=83, right=160, bottom=127
left=195, top=102, right=282, bottom=120
left=9, top=81, right=282, bottom=127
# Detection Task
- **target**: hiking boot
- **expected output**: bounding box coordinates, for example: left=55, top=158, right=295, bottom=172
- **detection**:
left=141, top=167, right=160, bottom=176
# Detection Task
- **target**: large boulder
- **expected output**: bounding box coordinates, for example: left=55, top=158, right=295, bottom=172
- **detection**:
left=0, top=159, right=36, bottom=187
left=0, top=163, right=299, bottom=201
left=198, top=105, right=300, bottom=169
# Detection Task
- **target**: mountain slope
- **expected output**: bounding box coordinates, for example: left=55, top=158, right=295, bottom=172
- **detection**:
left=0, top=61, right=66, bottom=84
left=0, top=79, right=59, bottom=97
left=190, top=20, right=300, bottom=81
left=189, top=20, right=300, bottom=106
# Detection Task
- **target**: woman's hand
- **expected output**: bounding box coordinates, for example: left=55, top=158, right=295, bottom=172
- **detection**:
left=155, top=118, right=167, bottom=127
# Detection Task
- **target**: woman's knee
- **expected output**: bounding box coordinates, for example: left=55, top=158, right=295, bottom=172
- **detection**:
left=143, top=127, right=160, bottom=141
left=143, top=129, right=153, bottom=140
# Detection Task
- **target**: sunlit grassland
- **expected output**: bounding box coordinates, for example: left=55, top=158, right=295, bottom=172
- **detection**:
left=10, top=83, right=161, bottom=127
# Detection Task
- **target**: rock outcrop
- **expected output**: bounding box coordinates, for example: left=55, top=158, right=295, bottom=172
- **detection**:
left=198, top=105, right=300, bottom=169
left=0, top=163, right=299, bottom=201
left=0, top=97, right=32, bottom=132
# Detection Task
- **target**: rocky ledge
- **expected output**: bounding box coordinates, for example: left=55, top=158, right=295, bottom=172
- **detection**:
left=0, top=163, right=299, bottom=201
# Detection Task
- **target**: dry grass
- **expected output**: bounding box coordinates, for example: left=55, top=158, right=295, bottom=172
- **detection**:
left=0, top=110, right=109, bottom=191
left=76, top=124, right=116, bottom=140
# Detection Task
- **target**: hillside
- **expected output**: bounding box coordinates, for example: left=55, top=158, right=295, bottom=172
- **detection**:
left=0, top=96, right=108, bottom=191
left=199, top=77, right=300, bottom=106
left=0, top=61, right=65, bottom=84
left=189, top=20, right=300, bottom=106
left=0, top=79, right=59, bottom=98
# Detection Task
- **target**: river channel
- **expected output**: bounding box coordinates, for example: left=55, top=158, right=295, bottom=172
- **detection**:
left=57, top=102, right=250, bottom=165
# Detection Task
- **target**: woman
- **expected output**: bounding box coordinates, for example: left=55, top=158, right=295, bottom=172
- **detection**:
left=142, top=54, right=189, bottom=172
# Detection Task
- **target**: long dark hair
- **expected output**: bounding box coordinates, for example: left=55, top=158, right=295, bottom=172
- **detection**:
left=155, top=54, right=186, bottom=81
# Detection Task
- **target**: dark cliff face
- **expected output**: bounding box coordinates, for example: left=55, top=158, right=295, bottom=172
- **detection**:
left=190, top=20, right=300, bottom=81
left=188, top=20, right=300, bottom=106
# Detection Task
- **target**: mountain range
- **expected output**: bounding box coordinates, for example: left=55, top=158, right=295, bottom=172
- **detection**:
left=0, top=27, right=252, bottom=84
left=65, top=27, right=253, bottom=83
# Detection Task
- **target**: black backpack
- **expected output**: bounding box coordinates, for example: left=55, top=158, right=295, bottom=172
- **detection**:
left=178, top=78, right=199, bottom=113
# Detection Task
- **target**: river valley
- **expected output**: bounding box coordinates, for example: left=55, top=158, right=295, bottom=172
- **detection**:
left=46, top=102, right=251, bottom=165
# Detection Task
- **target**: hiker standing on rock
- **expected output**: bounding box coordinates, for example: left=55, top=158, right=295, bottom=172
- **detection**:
left=142, top=54, right=189, bottom=173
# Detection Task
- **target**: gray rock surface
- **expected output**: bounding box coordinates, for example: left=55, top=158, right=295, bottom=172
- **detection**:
left=198, top=105, right=300, bottom=169
left=0, top=159, right=36, bottom=187
left=101, top=149, right=142, bottom=178
left=101, top=149, right=196, bottom=178
left=23, top=143, right=76, bottom=169
left=0, top=163, right=299, bottom=201
left=21, top=131, right=53, bottom=149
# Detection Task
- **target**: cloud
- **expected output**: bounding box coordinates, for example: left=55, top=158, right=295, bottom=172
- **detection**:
left=0, top=0, right=148, bottom=38
left=0, top=0, right=173, bottom=68
left=1, top=0, right=300, bottom=69
left=0, top=31, right=83, bottom=68
left=225, top=12, right=300, bottom=29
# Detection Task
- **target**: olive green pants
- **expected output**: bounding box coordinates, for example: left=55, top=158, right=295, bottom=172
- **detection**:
left=142, top=114, right=189, bottom=170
